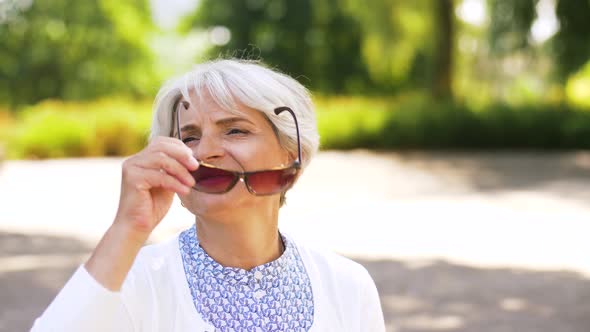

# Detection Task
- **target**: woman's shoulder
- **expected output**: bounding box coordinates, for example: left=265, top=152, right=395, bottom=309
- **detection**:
left=287, top=234, right=375, bottom=288
left=131, top=235, right=181, bottom=274
left=118, top=233, right=208, bottom=330
left=119, top=234, right=183, bottom=296
left=139, top=235, right=179, bottom=258
left=119, top=234, right=185, bottom=313
left=287, top=234, right=384, bottom=326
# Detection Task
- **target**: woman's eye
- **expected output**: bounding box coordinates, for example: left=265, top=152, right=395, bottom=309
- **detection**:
left=227, top=128, right=248, bottom=135
left=182, top=137, right=199, bottom=144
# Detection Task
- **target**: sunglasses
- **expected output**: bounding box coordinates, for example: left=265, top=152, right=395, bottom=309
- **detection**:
left=173, top=100, right=302, bottom=196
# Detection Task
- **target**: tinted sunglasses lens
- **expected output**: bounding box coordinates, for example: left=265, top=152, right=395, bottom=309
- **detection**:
left=247, top=168, right=298, bottom=195
left=191, top=164, right=237, bottom=193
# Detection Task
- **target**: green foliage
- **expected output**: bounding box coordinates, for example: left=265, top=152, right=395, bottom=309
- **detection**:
left=566, top=61, right=590, bottom=109
left=488, top=0, right=590, bottom=80
left=6, top=98, right=152, bottom=159
left=343, top=0, right=436, bottom=89
left=2, top=96, right=590, bottom=160
left=0, top=108, right=14, bottom=155
left=185, top=0, right=453, bottom=96
left=13, top=111, right=94, bottom=158
left=0, top=0, right=158, bottom=108
left=488, top=0, right=538, bottom=55
left=553, top=0, right=590, bottom=80
left=182, top=0, right=375, bottom=94
left=316, top=96, right=393, bottom=148
left=317, top=95, right=590, bottom=150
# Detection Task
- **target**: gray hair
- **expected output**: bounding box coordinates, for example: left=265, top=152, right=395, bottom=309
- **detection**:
left=149, top=59, right=320, bottom=202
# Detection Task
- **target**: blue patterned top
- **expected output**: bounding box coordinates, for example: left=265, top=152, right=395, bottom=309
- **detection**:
left=179, top=226, right=314, bottom=332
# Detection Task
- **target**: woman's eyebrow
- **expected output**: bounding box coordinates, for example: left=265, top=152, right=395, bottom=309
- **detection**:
left=180, top=117, right=254, bottom=133
left=180, top=124, right=200, bottom=133
left=215, top=117, right=255, bottom=127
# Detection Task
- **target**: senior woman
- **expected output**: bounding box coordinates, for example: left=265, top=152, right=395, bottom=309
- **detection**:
left=31, top=59, right=385, bottom=331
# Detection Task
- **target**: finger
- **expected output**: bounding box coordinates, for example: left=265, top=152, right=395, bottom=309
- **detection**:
left=148, top=137, right=199, bottom=171
left=136, top=168, right=192, bottom=195
left=140, top=152, right=196, bottom=187
left=150, top=138, right=198, bottom=170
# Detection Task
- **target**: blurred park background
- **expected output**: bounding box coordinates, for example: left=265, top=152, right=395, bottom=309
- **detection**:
left=1, top=0, right=590, bottom=156
left=1, top=0, right=590, bottom=331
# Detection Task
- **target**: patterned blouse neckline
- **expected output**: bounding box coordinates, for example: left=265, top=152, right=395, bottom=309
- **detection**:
left=191, top=228, right=291, bottom=279
left=179, top=224, right=315, bottom=331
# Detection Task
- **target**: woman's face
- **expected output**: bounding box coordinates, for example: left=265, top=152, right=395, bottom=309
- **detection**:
left=177, top=92, right=291, bottom=220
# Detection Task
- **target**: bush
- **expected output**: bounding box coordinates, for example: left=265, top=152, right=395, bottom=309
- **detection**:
left=0, top=109, right=14, bottom=160
left=3, top=95, right=590, bottom=160
left=315, top=95, right=393, bottom=149
left=317, top=95, right=590, bottom=150
left=6, top=98, right=152, bottom=159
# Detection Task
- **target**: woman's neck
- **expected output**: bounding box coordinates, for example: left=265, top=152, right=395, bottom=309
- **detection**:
left=194, top=211, right=284, bottom=270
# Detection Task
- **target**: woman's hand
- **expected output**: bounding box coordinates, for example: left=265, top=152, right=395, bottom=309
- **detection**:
left=114, top=136, right=198, bottom=236
left=85, top=137, right=198, bottom=291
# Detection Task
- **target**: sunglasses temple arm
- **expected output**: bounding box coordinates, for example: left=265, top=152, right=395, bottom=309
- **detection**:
left=174, top=97, right=190, bottom=141
left=171, top=98, right=181, bottom=138
left=274, top=107, right=302, bottom=168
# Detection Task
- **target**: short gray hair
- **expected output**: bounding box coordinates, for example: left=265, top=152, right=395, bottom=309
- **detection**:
left=149, top=58, right=320, bottom=173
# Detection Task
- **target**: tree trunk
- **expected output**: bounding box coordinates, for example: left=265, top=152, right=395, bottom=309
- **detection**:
left=433, top=0, right=454, bottom=99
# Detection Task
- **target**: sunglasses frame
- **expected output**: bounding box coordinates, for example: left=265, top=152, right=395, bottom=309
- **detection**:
left=172, top=98, right=302, bottom=196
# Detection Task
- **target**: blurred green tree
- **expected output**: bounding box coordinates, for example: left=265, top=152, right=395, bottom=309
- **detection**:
left=0, top=0, right=158, bottom=109
left=343, top=1, right=431, bottom=88
left=488, top=0, right=590, bottom=81
left=488, top=0, right=538, bottom=55
left=342, top=0, right=454, bottom=98
left=433, top=0, right=454, bottom=99
left=553, top=0, right=590, bottom=80
left=182, top=0, right=375, bottom=94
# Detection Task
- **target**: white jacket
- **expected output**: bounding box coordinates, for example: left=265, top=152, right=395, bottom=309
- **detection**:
left=31, top=233, right=385, bottom=331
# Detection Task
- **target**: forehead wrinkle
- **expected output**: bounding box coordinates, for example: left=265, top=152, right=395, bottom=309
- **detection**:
left=178, top=89, right=266, bottom=134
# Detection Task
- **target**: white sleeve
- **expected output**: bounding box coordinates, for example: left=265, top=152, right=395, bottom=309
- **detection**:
left=361, top=271, right=386, bottom=332
left=29, top=264, right=135, bottom=332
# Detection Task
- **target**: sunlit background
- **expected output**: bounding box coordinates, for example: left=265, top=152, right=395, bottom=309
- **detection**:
left=1, top=0, right=590, bottom=331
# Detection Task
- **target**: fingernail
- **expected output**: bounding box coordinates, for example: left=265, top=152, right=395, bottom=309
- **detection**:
left=189, top=156, right=199, bottom=168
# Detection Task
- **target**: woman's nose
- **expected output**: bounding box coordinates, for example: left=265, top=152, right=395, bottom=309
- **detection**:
left=193, top=133, right=224, bottom=162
